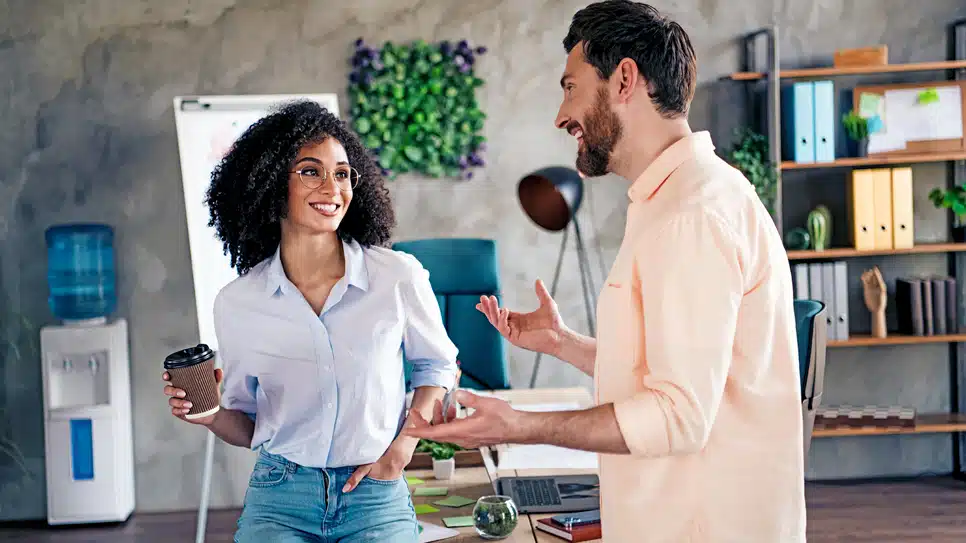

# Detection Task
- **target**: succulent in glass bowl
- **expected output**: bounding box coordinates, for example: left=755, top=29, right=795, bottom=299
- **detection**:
left=472, top=495, right=518, bottom=539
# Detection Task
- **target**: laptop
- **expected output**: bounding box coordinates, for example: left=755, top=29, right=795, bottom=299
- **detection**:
left=479, top=445, right=600, bottom=513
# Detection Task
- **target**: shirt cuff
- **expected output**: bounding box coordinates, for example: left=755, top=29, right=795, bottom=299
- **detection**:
left=612, top=392, right=672, bottom=457
left=409, top=366, right=457, bottom=391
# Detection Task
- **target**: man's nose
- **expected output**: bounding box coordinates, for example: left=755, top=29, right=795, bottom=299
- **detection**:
left=554, top=108, right=570, bottom=130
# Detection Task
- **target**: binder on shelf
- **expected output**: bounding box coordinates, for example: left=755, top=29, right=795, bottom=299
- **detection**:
left=946, top=277, right=959, bottom=333
left=890, top=167, right=914, bottom=249
left=895, top=278, right=924, bottom=336
left=870, top=168, right=894, bottom=250
left=923, top=280, right=934, bottom=336
left=782, top=82, right=815, bottom=163
left=812, top=80, right=836, bottom=162
left=848, top=170, right=877, bottom=250
left=808, top=263, right=823, bottom=310
left=792, top=264, right=810, bottom=300
left=821, top=262, right=836, bottom=339
left=832, top=261, right=849, bottom=340
left=931, top=277, right=947, bottom=335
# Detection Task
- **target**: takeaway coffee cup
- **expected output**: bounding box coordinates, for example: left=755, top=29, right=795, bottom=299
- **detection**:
left=164, top=344, right=219, bottom=421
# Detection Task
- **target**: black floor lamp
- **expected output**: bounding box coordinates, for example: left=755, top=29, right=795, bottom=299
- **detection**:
left=518, top=166, right=602, bottom=388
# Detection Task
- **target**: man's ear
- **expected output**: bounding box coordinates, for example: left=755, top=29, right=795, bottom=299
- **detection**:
left=615, top=58, right=642, bottom=103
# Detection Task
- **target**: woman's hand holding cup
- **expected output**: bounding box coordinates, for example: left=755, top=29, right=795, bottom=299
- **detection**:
left=162, top=344, right=223, bottom=426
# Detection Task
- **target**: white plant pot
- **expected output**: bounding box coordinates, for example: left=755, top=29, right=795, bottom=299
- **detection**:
left=432, top=457, right=455, bottom=480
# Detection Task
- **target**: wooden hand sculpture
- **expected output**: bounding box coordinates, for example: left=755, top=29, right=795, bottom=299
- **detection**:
left=861, top=266, right=887, bottom=338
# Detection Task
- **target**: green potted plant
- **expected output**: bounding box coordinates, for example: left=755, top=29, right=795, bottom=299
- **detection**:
left=417, top=439, right=459, bottom=479
left=726, top=127, right=778, bottom=215
left=842, top=111, right=869, bottom=157
left=928, top=185, right=966, bottom=242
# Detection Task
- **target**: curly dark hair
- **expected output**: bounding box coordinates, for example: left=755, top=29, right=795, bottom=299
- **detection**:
left=205, top=99, right=395, bottom=274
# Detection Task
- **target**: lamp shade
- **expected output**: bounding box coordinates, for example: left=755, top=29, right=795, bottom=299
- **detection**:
left=517, top=166, right=584, bottom=232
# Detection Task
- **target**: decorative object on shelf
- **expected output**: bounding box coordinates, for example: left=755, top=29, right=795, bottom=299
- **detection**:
left=861, top=266, right=887, bottom=338
left=833, top=45, right=888, bottom=68
left=842, top=110, right=869, bottom=157
left=806, top=205, right=831, bottom=251
left=816, top=404, right=915, bottom=429
left=784, top=227, right=810, bottom=250
left=726, top=127, right=778, bottom=214
left=473, top=495, right=519, bottom=540
left=347, top=38, right=487, bottom=180
left=928, top=184, right=966, bottom=242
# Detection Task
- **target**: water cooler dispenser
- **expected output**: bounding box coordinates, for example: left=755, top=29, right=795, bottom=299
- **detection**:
left=39, top=224, right=135, bottom=524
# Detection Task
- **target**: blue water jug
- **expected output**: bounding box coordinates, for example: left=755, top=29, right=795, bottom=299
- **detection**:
left=45, top=223, right=117, bottom=321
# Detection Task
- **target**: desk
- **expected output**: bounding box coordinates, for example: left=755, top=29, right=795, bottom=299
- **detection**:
left=405, top=387, right=601, bottom=542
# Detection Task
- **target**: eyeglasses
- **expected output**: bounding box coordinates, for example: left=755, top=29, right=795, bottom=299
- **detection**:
left=290, top=164, right=361, bottom=191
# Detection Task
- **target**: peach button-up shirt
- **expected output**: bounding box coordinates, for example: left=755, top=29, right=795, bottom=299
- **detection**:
left=594, top=131, right=806, bottom=542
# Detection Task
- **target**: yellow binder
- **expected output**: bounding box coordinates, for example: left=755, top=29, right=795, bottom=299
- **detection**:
left=871, top=168, right=893, bottom=249
left=848, top=169, right=877, bottom=250
left=890, top=167, right=914, bottom=249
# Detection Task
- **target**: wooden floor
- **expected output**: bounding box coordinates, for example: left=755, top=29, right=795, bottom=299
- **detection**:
left=2, top=477, right=965, bottom=542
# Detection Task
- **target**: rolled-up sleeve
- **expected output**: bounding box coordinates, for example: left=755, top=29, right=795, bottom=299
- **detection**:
left=612, top=211, right=743, bottom=457
left=400, top=260, right=459, bottom=390
left=214, top=292, right=258, bottom=420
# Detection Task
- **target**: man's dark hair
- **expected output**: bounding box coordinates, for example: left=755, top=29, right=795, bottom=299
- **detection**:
left=563, top=0, right=696, bottom=118
left=205, top=100, right=395, bottom=274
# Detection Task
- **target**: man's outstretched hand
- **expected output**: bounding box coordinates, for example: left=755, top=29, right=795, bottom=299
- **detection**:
left=476, top=279, right=566, bottom=357
left=402, top=390, right=530, bottom=449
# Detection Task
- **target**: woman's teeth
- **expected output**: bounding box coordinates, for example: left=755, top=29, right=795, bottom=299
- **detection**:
left=311, top=203, right=339, bottom=214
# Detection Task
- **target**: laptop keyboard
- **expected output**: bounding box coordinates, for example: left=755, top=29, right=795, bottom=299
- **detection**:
left=511, top=478, right=561, bottom=506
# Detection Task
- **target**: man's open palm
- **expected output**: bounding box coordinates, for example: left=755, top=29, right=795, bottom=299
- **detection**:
left=476, top=279, right=564, bottom=356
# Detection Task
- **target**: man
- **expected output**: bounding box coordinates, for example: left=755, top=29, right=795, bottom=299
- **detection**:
left=403, top=1, right=807, bottom=541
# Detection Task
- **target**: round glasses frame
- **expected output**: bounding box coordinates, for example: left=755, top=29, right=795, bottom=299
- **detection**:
left=290, top=165, right=361, bottom=191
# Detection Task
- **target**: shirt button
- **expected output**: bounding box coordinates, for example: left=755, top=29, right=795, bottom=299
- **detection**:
left=327, top=402, right=333, bottom=409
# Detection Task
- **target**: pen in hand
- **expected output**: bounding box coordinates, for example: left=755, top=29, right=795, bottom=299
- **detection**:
left=442, top=363, right=461, bottom=423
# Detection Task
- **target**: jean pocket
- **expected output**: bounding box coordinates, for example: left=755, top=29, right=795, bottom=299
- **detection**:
left=362, top=474, right=401, bottom=486
left=249, top=461, right=289, bottom=488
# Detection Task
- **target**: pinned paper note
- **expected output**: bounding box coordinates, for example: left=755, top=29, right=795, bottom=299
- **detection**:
left=866, top=115, right=884, bottom=134
left=414, top=503, right=440, bottom=515
left=435, top=495, right=476, bottom=508
left=443, top=516, right=475, bottom=528
left=859, top=92, right=882, bottom=118
left=413, top=487, right=449, bottom=497
left=917, top=88, right=940, bottom=105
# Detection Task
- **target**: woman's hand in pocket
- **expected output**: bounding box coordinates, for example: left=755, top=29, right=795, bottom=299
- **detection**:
left=342, top=440, right=411, bottom=492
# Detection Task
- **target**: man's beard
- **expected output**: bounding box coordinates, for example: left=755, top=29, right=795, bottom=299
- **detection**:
left=575, top=87, right=622, bottom=177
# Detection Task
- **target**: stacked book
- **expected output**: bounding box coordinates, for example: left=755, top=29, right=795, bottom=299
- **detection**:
left=895, top=276, right=958, bottom=336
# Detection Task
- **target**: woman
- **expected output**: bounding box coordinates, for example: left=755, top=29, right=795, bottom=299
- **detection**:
left=161, top=100, right=458, bottom=542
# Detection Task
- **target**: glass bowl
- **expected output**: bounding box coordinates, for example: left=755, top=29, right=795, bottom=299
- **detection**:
left=472, top=495, right=519, bottom=540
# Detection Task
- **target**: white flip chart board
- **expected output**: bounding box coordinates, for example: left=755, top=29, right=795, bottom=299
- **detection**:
left=172, top=94, right=340, bottom=351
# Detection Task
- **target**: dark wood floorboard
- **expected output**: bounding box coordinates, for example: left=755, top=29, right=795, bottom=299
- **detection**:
left=1, top=477, right=965, bottom=541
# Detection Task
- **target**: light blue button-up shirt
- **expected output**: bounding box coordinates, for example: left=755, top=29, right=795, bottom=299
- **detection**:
left=213, top=238, right=459, bottom=468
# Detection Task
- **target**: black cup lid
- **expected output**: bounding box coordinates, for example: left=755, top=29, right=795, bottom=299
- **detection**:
left=164, top=344, right=214, bottom=369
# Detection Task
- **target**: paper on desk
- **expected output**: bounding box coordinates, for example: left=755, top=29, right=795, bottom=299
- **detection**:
left=497, top=401, right=598, bottom=470
left=418, top=521, right=460, bottom=542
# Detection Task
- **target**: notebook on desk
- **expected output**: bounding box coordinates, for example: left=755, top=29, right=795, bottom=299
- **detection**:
left=479, top=445, right=600, bottom=514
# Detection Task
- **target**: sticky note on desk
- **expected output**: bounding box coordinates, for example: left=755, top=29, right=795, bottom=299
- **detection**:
left=414, top=503, right=440, bottom=515
left=413, top=486, right=448, bottom=497
left=405, top=476, right=425, bottom=485
left=435, top=495, right=476, bottom=508
left=443, top=516, right=475, bottom=528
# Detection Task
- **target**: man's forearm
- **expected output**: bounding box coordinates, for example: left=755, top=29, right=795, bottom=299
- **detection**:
left=554, top=327, right=598, bottom=376
left=204, top=408, right=255, bottom=448
left=517, top=403, right=630, bottom=455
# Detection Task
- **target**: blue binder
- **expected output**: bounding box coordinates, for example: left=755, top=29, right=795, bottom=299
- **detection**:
left=812, top=80, right=835, bottom=162
left=782, top=82, right=815, bottom=163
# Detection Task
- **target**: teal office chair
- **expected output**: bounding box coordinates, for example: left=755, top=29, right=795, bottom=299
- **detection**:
left=794, top=299, right=827, bottom=463
left=392, top=238, right=511, bottom=391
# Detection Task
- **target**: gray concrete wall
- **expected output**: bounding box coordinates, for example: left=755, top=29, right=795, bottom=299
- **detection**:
left=2, top=0, right=965, bottom=518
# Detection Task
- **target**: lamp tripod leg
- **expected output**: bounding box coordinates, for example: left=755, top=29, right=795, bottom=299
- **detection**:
left=529, top=228, right=570, bottom=388
left=572, top=218, right=597, bottom=336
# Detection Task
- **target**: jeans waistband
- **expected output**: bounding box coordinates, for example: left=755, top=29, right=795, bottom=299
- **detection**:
left=257, top=447, right=361, bottom=477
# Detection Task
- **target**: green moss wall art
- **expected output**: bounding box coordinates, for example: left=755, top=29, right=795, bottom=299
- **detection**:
left=348, top=38, right=487, bottom=180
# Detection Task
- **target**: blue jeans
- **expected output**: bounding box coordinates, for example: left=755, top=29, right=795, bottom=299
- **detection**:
left=235, top=449, right=418, bottom=542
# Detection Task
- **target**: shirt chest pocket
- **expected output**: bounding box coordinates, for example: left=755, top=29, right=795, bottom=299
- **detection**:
left=236, top=318, right=317, bottom=365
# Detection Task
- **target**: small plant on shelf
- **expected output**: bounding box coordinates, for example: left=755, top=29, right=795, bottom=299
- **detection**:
left=928, top=185, right=966, bottom=242
left=726, top=127, right=778, bottom=215
left=842, top=111, right=869, bottom=157
left=347, top=38, right=487, bottom=180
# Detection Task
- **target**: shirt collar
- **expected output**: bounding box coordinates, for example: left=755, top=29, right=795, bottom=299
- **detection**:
left=263, top=237, right=370, bottom=296
left=627, top=131, right=715, bottom=203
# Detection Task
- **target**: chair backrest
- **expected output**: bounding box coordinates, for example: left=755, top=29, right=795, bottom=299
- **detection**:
left=793, top=299, right=827, bottom=463
left=392, top=238, right=511, bottom=391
